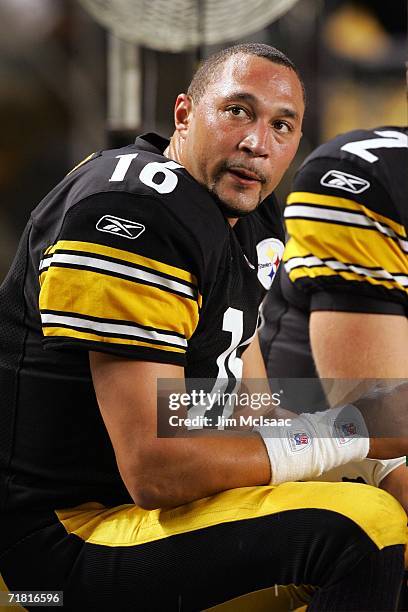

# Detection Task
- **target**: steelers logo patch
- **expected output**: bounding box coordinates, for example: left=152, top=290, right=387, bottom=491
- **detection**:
left=256, top=238, right=284, bottom=290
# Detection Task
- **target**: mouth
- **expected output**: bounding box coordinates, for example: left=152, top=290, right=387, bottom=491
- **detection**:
left=226, top=167, right=263, bottom=186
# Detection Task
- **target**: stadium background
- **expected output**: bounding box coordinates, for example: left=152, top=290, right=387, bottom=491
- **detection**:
left=0, top=0, right=406, bottom=282
left=0, top=0, right=406, bottom=609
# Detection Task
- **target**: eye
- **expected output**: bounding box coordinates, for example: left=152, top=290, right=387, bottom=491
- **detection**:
left=226, top=105, right=249, bottom=118
left=273, top=120, right=292, bottom=133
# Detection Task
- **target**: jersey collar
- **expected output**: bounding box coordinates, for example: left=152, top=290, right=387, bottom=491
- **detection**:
left=135, top=132, right=169, bottom=155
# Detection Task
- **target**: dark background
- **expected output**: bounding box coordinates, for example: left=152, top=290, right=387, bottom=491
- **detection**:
left=0, top=0, right=406, bottom=280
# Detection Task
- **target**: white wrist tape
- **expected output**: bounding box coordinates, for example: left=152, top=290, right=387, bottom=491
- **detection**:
left=254, top=404, right=370, bottom=485
left=314, top=456, right=407, bottom=488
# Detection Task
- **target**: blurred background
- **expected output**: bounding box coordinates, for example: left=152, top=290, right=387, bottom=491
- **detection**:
left=0, top=0, right=406, bottom=280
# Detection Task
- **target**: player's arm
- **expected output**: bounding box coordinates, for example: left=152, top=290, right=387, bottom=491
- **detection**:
left=89, top=352, right=271, bottom=510
left=309, top=312, right=408, bottom=459
left=240, top=332, right=294, bottom=419
left=91, top=333, right=383, bottom=508
left=310, top=311, right=408, bottom=381
left=242, top=331, right=269, bottom=379
left=284, top=149, right=408, bottom=458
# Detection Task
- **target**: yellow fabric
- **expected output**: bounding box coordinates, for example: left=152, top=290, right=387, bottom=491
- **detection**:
left=41, top=327, right=185, bottom=353
left=287, top=265, right=406, bottom=293
left=284, top=190, right=408, bottom=297
left=286, top=192, right=406, bottom=238
left=284, top=220, right=407, bottom=275
left=1, top=501, right=406, bottom=612
left=0, top=575, right=25, bottom=611
left=66, top=152, right=96, bottom=176
left=205, top=584, right=314, bottom=612
left=40, top=267, right=199, bottom=339
left=44, top=240, right=198, bottom=286
left=56, top=482, right=407, bottom=551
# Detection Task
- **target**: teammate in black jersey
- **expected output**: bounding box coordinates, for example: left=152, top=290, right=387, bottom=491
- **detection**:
left=261, top=126, right=408, bottom=606
left=261, top=125, right=408, bottom=455
left=0, top=46, right=406, bottom=611
left=262, top=126, right=407, bottom=378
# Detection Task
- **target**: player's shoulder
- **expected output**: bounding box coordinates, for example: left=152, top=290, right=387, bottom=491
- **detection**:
left=306, top=126, right=407, bottom=165
left=293, top=126, right=407, bottom=224
left=68, top=133, right=217, bottom=211
left=35, top=133, right=229, bottom=253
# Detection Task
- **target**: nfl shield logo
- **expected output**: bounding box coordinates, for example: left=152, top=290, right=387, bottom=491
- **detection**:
left=295, top=433, right=309, bottom=446
left=341, top=422, right=357, bottom=436
left=335, top=420, right=359, bottom=445
left=287, top=430, right=312, bottom=452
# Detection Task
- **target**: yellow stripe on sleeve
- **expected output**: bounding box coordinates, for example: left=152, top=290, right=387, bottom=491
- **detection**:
left=39, top=267, right=199, bottom=341
left=288, top=265, right=408, bottom=294
left=42, top=328, right=185, bottom=353
left=46, top=240, right=198, bottom=287
left=284, top=219, right=407, bottom=276
left=286, top=192, right=406, bottom=238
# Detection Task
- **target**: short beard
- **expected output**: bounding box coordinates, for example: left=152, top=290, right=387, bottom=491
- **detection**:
left=210, top=188, right=262, bottom=218
left=209, top=161, right=266, bottom=218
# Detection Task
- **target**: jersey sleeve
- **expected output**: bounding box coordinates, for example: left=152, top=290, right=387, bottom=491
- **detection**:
left=283, top=157, right=408, bottom=315
left=38, top=191, right=203, bottom=365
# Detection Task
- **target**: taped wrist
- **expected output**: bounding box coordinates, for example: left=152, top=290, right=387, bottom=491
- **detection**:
left=254, top=404, right=370, bottom=485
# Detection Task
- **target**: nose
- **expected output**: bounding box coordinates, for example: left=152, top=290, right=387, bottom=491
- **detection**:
left=238, top=122, right=271, bottom=157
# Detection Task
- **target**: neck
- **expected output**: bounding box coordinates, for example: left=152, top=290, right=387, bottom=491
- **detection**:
left=164, top=133, right=183, bottom=164
left=164, top=132, right=238, bottom=228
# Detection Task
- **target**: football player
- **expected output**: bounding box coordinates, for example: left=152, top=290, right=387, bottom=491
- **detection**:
left=261, top=125, right=408, bottom=607
left=0, top=47, right=406, bottom=611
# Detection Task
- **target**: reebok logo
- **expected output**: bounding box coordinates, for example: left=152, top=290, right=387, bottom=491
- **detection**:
left=320, top=170, right=370, bottom=194
left=96, top=215, right=145, bottom=240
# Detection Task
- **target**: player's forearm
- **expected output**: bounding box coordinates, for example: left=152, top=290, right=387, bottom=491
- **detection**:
left=124, top=403, right=375, bottom=509
left=122, top=434, right=271, bottom=509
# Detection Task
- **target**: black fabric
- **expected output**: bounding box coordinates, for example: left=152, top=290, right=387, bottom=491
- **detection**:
left=299, top=127, right=408, bottom=228
left=399, top=572, right=408, bottom=611
left=310, top=545, right=405, bottom=612
left=0, top=132, right=284, bottom=512
left=283, top=126, right=408, bottom=314
left=1, top=507, right=396, bottom=612
left=260, top=267, right=329, bottom=412
left=310, top=288, right=407, bottom=315
left=260, top=128, right=408, bottom=449
left=0, top=223, right=32, bottom=511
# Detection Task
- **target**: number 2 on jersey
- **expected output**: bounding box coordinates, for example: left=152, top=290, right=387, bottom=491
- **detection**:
left=341, top=130, right=408, bottom=163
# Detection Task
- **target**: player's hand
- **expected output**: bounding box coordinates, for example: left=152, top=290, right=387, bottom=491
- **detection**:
left=367, top=437, right=408, bottom=459
left=355, top=381, right=408, bottom=458
left=379, top=463, right=408, bottom=514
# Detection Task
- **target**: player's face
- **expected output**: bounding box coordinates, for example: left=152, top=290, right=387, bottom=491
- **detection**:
left=179, top=54, right=304, bottom=219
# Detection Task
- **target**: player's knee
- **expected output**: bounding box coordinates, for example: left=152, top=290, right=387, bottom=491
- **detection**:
left=282, top=481, right=407, bottom=549
left=338, top=482, right=407, bottom=549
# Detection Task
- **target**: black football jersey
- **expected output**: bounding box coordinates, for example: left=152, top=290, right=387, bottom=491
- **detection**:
left=261, top=126, right=407, bottom=385
left=0, top=133, right=284, bottom=511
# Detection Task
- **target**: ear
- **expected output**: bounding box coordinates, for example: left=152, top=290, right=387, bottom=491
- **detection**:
left=174, top=94, right=194, bottom=138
